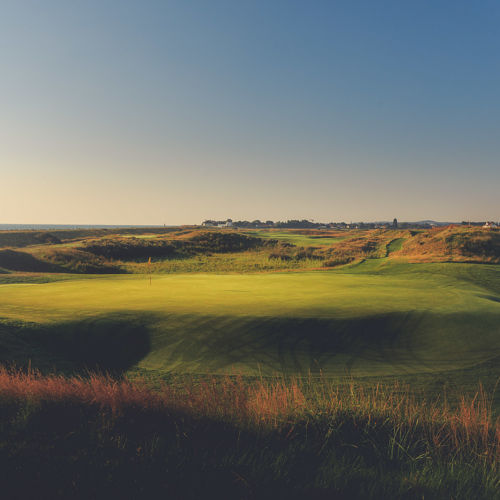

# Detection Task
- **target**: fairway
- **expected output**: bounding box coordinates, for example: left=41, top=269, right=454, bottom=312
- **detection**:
left=246, top=230, right=346, bottom=246
left=1, top=262, right=499, bottom=378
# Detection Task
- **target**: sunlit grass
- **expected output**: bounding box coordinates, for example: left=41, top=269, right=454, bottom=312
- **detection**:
left=0, top=264, right=499, bottom=380
left=122, top=251, right=329, bottom=273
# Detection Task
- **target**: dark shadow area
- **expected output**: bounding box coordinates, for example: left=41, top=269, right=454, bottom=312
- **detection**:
left=0, top=394, right=492, bottom=499
left=0, top=249, right=66, bottom=273
left=0, top=248, right=122, bottom=274
left=144, top=311, right=500, bottom=377
left=0, top=231, right=61, bottom=249
left=1, top=310, right=499, bottom=379
left=0, top=313, right=152, bottom=375
left=0, top=312, right=425, bottom=377
left=478, top=293, right=500, bottom=303
left=143, top=312, right=427, bottom=375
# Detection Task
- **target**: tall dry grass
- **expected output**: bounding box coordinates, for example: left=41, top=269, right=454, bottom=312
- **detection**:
left=0, top=367, right=498, bottom=467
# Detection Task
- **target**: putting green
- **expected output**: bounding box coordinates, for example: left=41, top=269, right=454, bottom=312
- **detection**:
left=0, top=263, right=499, bottom=377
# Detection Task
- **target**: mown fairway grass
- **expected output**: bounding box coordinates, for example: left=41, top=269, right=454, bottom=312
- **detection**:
left=1, top=261, right=499, bottom=384
left=245, top=229, right=347, bottom=246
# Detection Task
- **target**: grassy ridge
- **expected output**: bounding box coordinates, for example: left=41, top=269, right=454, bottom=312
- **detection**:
left=1, top=226, right=498, bottom=274
left=0, top=227, right=183, bottom=248
left=400, top=227, right=500, bottom=263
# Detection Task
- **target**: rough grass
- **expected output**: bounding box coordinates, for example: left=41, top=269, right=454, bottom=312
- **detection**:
left=123, top=250, right=327, bottom=273
left=82, top=231, right=269, bottom=260
left=1, top=227, right=498, bottom=275
left=0, top=227, right=183, bottom=248
left=400, top=227, right=500, bottom=263
left=0, top=246, right=119, bottom=274
left=0, top=368, right=498, bottom=499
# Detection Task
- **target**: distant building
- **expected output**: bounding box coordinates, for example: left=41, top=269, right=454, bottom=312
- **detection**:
left=217, top=219, right=233, bottom=228
left=482, top=221, right=498, bottom=229
left=203, top=219, right=233, bottom=228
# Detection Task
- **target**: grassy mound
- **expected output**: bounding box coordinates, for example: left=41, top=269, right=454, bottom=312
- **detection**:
left=0, top=231, right=62, bottom=249
left=0, top=227, right=184, bottom=249
left=400, top=227, right=500, bottom=263
left=0, top=247, right=119, bottom=274
left=82, top=232, right=269, bottom=260
left=2, top=227, right=498, bottom=275
left=0, top=249, right=64, bottom=273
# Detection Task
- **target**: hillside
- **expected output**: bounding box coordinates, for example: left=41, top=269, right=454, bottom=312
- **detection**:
left=398, top=226, right=500, bottom=263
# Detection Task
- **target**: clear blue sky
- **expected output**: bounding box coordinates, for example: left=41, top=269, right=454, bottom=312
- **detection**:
left=1, top=0, right=498, bottom=224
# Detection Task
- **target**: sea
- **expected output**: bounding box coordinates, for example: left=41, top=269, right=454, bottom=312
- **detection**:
left=0, top=224, right=168, bottom=231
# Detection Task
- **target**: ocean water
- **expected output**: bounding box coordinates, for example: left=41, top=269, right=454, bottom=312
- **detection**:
left=0, top=224, right=166, bottom=231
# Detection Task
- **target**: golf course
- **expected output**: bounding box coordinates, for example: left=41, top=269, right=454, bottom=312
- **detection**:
left=1, top=226, right=499, bottom=499
left=1, top=260, right=499, bottom=382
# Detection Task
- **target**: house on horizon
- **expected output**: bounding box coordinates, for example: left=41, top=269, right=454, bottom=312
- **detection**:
left=202, top=219, right=233, bottom=228
left=482, top=221, right=498, bottom=229
left=218, top=219, right=233, bottom=228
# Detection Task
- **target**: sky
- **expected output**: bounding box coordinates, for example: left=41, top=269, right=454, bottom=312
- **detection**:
left=1, top=0, right=499, bottom=224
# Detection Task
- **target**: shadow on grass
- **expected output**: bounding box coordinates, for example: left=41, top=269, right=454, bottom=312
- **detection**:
left=0, top=312, right=419, bottom=377
left=0, top=249, right=67, bottom=273
left=0, top=396, right=490, bottom=500
left=152, top=313, right=419, bottom=374
left=478, top=293, right=500, bottom=303
left=1, top=310, right=499, bottom=379
left=0, top=313, right=152, bottom=376
left=133, top=312, right=445, bottom=377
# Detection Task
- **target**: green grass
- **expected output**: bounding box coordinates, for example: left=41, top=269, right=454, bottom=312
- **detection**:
left=1, top=261, right=498, bottom=388
left=246, top=230, right=346, bottom=246
left=122, top=251, right=326, bottom=273
left=1, top=228, right=499, bottom=498
left=386, top=237, right=406, bottom=254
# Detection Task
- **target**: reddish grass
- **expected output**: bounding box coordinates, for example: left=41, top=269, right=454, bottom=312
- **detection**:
left=0, top=367, right=498, bottom=466
left=399, top=226, right=500, bottom=263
